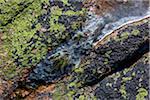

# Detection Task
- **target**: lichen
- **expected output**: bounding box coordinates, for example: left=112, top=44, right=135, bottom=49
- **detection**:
left=120, top=84, right=127, bottom=99
left=115, top=32, right=129, bottom=42
left=122, top=77, right=132, bottom=82
left=136, top=88, right=148, bottom=100
left=131, top=29, right=140, bottom=36
left=61, top=0, right=69, bottom=5
left=0, top=0, right=50, bottom=79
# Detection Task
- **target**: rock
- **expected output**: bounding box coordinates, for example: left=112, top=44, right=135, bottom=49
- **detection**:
left=50, top=17, right=149, bottom=100
left=0, top=0, right=149, bottom=99
left=94, top=53, right=149, bottom=100
left=70, top=17, right=149, bottom=87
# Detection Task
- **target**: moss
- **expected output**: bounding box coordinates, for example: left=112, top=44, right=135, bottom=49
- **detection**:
left=136, top=88, right=148, bottom=100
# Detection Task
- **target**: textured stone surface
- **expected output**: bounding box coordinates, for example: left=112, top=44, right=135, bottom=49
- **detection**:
left=75, top=17, right=149, bottom=86
left=0, top=0, right=86, bottom=98
left=0, top=0, right=149, bottom=99
left=94, top=53, right=149, bottom=100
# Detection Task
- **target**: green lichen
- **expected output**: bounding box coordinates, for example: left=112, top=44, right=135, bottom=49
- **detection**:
left=132, top=72, right=136, bottom=76
left=120, top=84, right=127, bottom=99
left=115, top=32, right=129, bottom=42
left=0, top=0, right=50, bottom=79
left=71, top=21, right=82, bottom=30
left=51, top=6, right=63, bottom=16
left=114, top=28, right=140, bottom=42
left=106, top=83, right=112, bottom=87
left=136, top=88, right=148, bottom=100
left=61, top=0, right=69, bottom=5
left=131, top=29, right=140, bottom=36
left=123, top=67, right=132, bottom=75
left=74, top=67, right=84, bottom=73
left=110, top=72, right=121, bottom=79
left=104, top=58, right=109, bottom=64
left=47, top=1, right=86, bottom=48
left=79, top=95, right=85, bottom=100
left=122, top=77, right=132, bottom=82
left=0, top=0, right=32, bottom=26
left=64, top=10, right=84, bottom=16
left=104, top=50, right=112, bottom=58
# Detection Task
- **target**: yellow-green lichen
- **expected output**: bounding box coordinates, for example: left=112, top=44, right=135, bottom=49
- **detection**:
left=48, top=2, right=86, bottom=48
left=131, top=29, right=140, bottom=36
left=110, top=72, right=121, bottom=79
left=0, top=0, right=32, bottom=26
left=51, top=6, right=63, bottom=16
left=115, top=32, right=129, bottom=42
left=74, top=67, right=84, bottom=73
left=104, top=58, right=109, bottom=64
left=50, top=22, right=66, bottom=33
left=132, top=72, right=136, bottom=76
left=106, top=83, right=112, bottom=87
left=122, top=77, right=132, bottom=82
left=123, top=67, right=132, bottom=75
left=64, top=10, right=84, bottom=16
left=104, top=50, right=112, bottom=58
left=61, top=0, right=69, bottom=5
left=0, top=0, right=50, bottom=79
left=136, top=88, right=148, bottom=100
left=79, top=95, right=85, bottom=100
left=120, top=84, right=127, bottom=99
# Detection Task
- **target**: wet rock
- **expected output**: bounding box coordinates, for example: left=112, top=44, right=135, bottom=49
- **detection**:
left=74, top=17, right=149, bottom=86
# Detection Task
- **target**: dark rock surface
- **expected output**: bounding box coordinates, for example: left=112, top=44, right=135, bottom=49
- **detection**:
left=76, top=18, right=149, bottom=86
left=48, top=17, right=149, bottom=100
left=0, top=0, right=149, bottom=99
left=94, top=53, right=149, bottom=100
